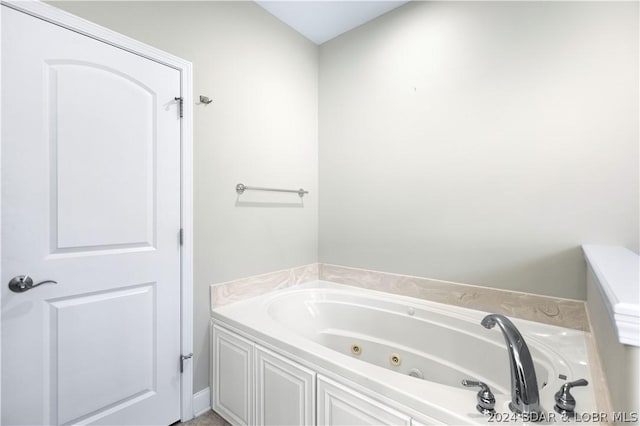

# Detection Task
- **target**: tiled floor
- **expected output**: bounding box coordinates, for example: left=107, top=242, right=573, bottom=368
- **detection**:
left=179, top=410, right=229, bottom=426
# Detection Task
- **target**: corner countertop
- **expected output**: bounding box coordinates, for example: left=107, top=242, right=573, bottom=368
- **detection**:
left=582, top=244, right=639, bottom=346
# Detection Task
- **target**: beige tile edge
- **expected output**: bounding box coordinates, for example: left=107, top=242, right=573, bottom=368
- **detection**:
left=319, top=263, right=589, bottom=331
left=583, top=306, right=614, bottom=423
left=210, top=263, right=319, bottom=308
left=210, top=262, right=588, bottom=331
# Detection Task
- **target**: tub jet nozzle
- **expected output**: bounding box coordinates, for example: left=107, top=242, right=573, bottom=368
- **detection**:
left=350, top=344, right=362, bottom=356
left=389, top=353, right=401, bottom=366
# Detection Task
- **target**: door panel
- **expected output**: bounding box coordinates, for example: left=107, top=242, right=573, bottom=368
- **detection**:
left=212, top=325, right=254, bottom=426
left=2, top=6, right=181, bottom=425
left=317, top=376, right=411, bottom=426
left=255, top=345, right=315, bottom=426
left=50, top=284, right=156, bottom=425
left=51, top=61, right=156, bottom=251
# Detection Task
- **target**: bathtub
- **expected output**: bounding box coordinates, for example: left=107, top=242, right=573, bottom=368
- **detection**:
left=211, top=281, right=597, bottom=425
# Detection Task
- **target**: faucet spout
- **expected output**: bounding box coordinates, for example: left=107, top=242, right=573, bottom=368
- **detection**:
left=481, top=314, right=541, bottom=418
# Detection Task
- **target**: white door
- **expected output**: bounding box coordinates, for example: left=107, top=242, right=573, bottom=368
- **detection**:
left=1, top=6, right=182, bottom=425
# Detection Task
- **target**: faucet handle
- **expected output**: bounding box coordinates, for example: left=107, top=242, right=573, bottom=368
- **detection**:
left=554, top=378, right=589, bottom=416
left=462, top=379, right=496, bottom=415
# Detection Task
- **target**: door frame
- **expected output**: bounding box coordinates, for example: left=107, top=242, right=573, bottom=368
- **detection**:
left=0, top=0, right=195, bottom=421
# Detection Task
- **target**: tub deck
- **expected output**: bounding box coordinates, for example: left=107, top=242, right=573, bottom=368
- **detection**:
left=211, top=281, right=597, bottom=424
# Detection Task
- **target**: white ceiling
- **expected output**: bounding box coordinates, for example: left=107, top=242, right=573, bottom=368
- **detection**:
left=255, top=1, right=409, bottom=45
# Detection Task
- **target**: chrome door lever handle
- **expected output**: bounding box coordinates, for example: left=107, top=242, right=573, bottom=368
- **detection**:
left=8, top=275, right=58, bottom=293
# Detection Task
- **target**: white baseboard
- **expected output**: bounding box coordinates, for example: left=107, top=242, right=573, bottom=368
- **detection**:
left=193, top=387, right=212, bottom=417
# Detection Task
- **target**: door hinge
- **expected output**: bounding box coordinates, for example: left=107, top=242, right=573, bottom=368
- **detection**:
left=179, top=228, right=184, bottom=246
left=174, top=96, right=183, bottom=118
left=180, top=353, right=193, bottom=373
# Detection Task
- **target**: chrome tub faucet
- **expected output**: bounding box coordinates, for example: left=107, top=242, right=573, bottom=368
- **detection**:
left=481, top=314, right=541, bottom=418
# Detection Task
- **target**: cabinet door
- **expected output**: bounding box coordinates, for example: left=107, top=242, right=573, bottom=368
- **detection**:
left=255, top=346, right=315, bottom=426
left=211, top=324, right=254, bottom=426
left=317, top=375, right=411, bottom=426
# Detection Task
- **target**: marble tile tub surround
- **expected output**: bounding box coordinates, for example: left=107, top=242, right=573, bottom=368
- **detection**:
left=320, top=264, right=589, bottom=331
left=210, top=262, right=588, bottom=331
left=210, top=263, right=319, bottom=308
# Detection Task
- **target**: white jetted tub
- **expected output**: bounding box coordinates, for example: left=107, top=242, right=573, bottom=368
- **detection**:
left=210, top=281, right=597, bottom=425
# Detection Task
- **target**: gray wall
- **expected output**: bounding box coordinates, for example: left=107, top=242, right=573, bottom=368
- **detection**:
left=51, top=1, right=319, bottom=393
left=319, top=1, right=639, bottom=300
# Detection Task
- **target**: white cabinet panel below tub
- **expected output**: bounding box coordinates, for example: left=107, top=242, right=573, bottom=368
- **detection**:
left=255, top=345, right=316, bottom=425
left=212, top=324, right=254, bottom=426
left=317, top=375, right=411, bottom=426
